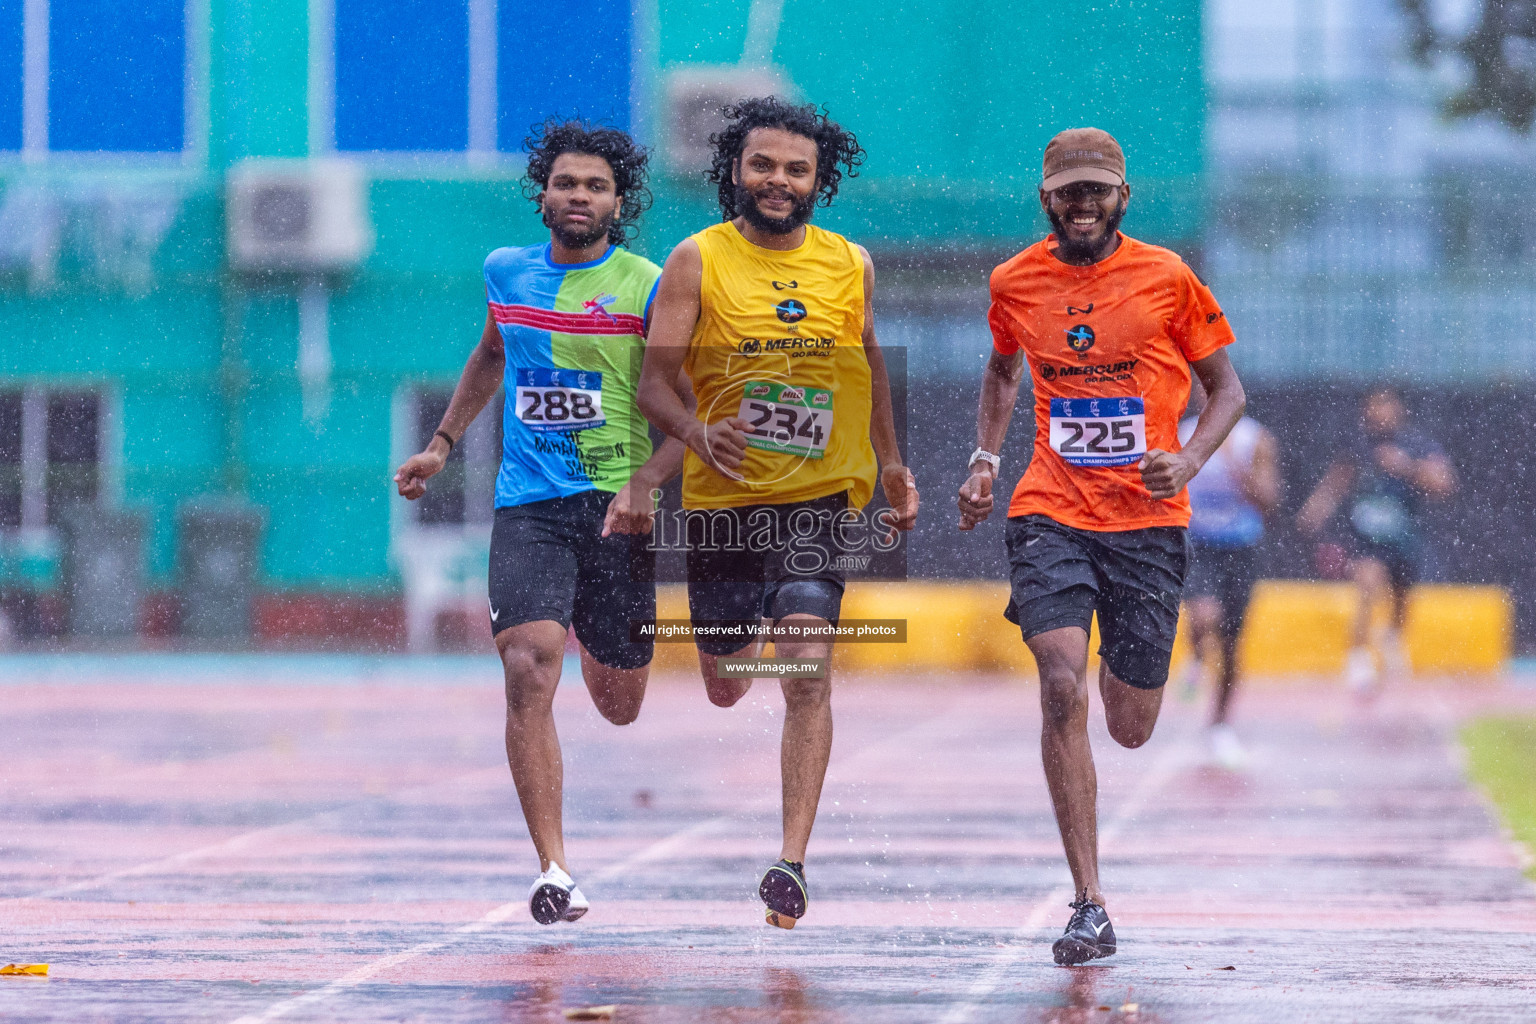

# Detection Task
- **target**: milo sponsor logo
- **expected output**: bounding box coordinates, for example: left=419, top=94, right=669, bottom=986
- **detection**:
left=779, top=386, right=806, bottom=402
left=750, top=383, right=772, bottom=397
left=812, top=392, right=830, bottom=406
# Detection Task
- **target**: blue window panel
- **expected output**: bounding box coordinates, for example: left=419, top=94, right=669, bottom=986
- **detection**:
left=50, top=0, right=184, bottom=152
left=498, top=0, right=631, bottom=151
left=0, top=0, right=19, bottom=150
left=336, top=0, right=469, bottom=152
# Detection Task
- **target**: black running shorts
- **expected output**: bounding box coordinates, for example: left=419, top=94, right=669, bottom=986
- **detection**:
left=685, top=492, right=850, bottom=657
left=488, top=490, right=655, bottom=670
left=1347, top=535, right=1420, bottom=592
left=1184, top=541, right=1259, bottom=639
left=1003, top=514, right=1189, bottom=690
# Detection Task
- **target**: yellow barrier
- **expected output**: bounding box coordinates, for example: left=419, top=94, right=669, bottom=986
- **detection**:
left=1238, top=581, right=1512, bottom=675
left=1236, top=581, right=1361, bottom=675
left=651, top=585, right=696, bottom=673
left=649, top=580, right=1511, bottom=678
left=1404, top=585, right=1513, bottom=673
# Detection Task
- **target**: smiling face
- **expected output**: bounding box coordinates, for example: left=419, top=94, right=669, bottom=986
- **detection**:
left=539, top=151, right=622, bottom=249
left=1040, top=180, right=1130, bottom=265
left=732, top=127, right=819, bottom=235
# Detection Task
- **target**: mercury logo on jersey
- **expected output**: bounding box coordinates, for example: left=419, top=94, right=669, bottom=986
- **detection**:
left=1038, top=358, right=1139, bottom=384
left=737, top=336, right=836, bottom=358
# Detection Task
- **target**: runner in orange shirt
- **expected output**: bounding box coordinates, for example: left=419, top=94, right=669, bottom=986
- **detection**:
left=956, top=128, right=1247, bottom=965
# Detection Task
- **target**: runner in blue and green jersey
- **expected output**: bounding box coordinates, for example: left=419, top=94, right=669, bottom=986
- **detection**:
left=394, top=119, right=689, bottom=927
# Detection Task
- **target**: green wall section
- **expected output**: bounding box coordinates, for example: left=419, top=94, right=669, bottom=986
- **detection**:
left=648, top=0, right=1205, bottom=246
left=2, top=0, right=1206, bottom=592
left=209, top=0, right=311, bottom=165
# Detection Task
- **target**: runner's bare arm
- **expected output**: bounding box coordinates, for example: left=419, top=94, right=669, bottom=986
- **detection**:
left=958, top=348, right=1025, bottom=530
left=602, top=370, right=696, bottom=536
left=1297, top=462, right=1354, bottom=535
left=856, top=245, right=918, bottom=531
left=1416, top=454, right=1457, bottom=498
left=636, top=240, right=748, bottom=478
left=1240, top=427, right=1283, bottom=515
left=1391, top=449, right=1456, bottom=498
left=1140, top=349, right=1246, bottom=500
left=393, top=311, right=505, bottom=500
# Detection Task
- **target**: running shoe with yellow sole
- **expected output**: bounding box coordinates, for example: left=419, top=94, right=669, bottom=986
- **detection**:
left=758, top=859, right=808, bottom=929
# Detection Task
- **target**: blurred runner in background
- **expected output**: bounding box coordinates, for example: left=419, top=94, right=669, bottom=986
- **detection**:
left=1177, top=401, right=1280, bottom=768
left=1297, top=388, right=1456, bottom=695
left=958, top=128, right=1245, bottom=964
left=394, top=120, right=689, bottom=927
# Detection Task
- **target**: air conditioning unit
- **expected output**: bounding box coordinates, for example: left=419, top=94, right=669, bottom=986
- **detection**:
left=663, top=66, right=791, bottom=174
left=226, top=158, right=373, bottom=273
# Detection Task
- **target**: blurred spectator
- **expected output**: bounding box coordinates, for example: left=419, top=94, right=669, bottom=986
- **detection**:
left=1297, top=389, right=1456, bottom=694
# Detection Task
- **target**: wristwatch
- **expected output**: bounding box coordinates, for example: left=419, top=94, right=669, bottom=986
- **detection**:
left=968, top=447, right=1001, bottom=473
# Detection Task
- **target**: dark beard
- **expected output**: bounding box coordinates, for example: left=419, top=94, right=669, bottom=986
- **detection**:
left=543, top=206, right=612, bottom=249
left=735, top=184, right=815, bottom=235
left=1048, top=197, right=1126, bottom=263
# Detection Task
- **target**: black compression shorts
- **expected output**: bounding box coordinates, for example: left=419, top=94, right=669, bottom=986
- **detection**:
left=1003, top=514, right=1189, bottom=690
left=488, top=490, right=655, bottom=670
left=685, top=492, right=850, bottom=657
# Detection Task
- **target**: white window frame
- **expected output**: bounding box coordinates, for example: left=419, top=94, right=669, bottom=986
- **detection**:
left=11, top=0, right=203, bottom=165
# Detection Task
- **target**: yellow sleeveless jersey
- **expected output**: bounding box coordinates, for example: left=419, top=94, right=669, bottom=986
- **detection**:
left=682, top=221, right=877, bottom=510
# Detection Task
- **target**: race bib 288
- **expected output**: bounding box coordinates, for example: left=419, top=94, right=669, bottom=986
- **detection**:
left=514, top=367, right=605, bottom=433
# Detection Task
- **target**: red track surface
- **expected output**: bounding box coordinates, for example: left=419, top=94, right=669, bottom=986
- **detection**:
left=2, top=661, right=1535, bottom=1022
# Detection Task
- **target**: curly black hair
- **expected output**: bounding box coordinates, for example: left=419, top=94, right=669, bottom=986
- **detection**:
left=521, top=118, right=653, bottom=246
left=707, top=97, right=865, bottom=220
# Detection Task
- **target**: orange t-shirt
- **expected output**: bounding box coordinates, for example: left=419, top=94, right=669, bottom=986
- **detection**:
left=988, top=233, right=1235, bottom=531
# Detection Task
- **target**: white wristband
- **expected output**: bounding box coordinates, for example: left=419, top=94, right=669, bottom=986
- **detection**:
left=968, top=447, right=1001, bottom=473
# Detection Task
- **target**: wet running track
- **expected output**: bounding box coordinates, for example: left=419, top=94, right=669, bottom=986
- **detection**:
left=2, top=656, right=1534, bottom=1022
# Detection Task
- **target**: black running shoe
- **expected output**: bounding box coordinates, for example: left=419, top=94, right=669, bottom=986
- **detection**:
left=1051, top=897, right=1116, bottom=965
left=758, top=859, right=808, bottom=929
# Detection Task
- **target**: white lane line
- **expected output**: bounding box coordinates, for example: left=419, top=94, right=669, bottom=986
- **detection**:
left=225, top=819, right=728, bottom=1024
left=9, top=767, right=506, bottom=902
left=225, top=694, right=983, bottom=1024
left=938, top=726, right=1194, bottom=1024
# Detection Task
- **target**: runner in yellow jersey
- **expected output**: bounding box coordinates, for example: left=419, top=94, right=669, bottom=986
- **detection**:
left=638, top=96, right=919, bottom=929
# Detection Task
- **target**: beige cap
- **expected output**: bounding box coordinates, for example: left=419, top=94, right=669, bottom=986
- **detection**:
left=1041, top=128, right=1126, bottom=191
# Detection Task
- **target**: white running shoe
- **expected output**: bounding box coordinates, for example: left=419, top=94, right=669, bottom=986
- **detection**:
left=1207, top=723, right=1247, bottom=770
left=562, top=883, right=589, bottom=922
left=1343, top=647, right=1379, bottom=696
left=527, top=864, right=579, bottom=925
left=1381, top=631, right=1412, bottom=683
